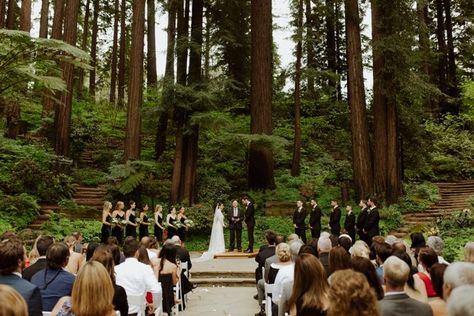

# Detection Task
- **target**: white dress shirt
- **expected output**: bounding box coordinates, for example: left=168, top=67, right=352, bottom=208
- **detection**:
left=115, top=257, right=162, bottom=315
left=272, top=263, right=295, bottom=304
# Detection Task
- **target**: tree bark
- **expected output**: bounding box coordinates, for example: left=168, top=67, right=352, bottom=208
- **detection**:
left=20, top=0, right=31, bottom=32
left=54, top=0, right=80, bottom=156
left=443, top=0, right=457, bottom=101
left=147, top=0, right=158, bottom=87
left=0, top=0, right=6, bottom=28
left=249, top=0, right=275, bottom=190
left=305, top=0, right=316, bottom=96
left=435, top=0, right=447, bottom=92
left=176, top=0, right=189, bottom=86
left=124, top=0, right=145, bottom=161
left=345, top=0, right=373, bottom=199
left=39, top=0, right=49, bottom=38
left=77, top=0, right=90, bottom=98
left=89, top=0, right=99, bottom=97
left=109, top=0, right=119, bottom=103
left=170, top=126, right=184, bottom=204
left=5, top=0, right=16, bottom=29
left=325, top=0, right=337, bottom=94
left=291, top=0, right=303, bottom=177
left=117, top=0, right=127, bottom=107
left=417, top=0, right=434, bottom=114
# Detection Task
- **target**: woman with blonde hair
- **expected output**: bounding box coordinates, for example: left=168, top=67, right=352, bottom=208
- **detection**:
left=64, top=235, right=84, bottom=274
left=111, top=201, right=126, bottom=244
left=268, top=242, right=293, bottom=284
left=154, top=204, right=165, bottom=243
left=52, top=261, right=116, bottom=316
left=101, top=201, right=113, bottom=243
left=327, top=269, right=380, bottom=316
left=464, top=241, right=474, bottom=263
left=0, top=284, right=28, bottom=316
left=288, top=254, right=329, bottom=316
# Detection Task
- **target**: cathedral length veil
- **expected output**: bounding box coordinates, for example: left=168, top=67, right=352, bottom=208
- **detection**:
left=194, top=204, right=226, bottom=262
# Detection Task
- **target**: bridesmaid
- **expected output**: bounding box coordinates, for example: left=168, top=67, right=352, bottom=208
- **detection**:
left=111, top=201, right=125, bottom=245
left=138, top=204, right=151, bottom=240
left=177, top=206, right=188, bottom=247
left=154, top=205, right=165, bottom=243
left=125, top=201, right=138, bottom=238
left=166, top=207, right=178, bottom=239
left=100, top=201, right=113, bottom=244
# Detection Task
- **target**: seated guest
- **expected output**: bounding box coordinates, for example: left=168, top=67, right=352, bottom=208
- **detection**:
left=255, top=230, right=277, bottom=282
left=337, top=235, right=352, bottom=252
left=317, top=237, right=332, bottom=276
left=288, top=254, right=329, bottom=316
left=0, top=237, right=43, bottom=316
left=442, top=262, right=474, bottom=300
left=85, top=242, right=99, bottom=262
left=426, top=236, right=449, bottom=265
left=375, top=242, right=393, bottom=284
left=170, top=236, right=195, bottom=297
left=429, top=263, right=448, bottom=316
left=264, top=235, right=285, bottom=282
left=23, top=235, right=54, bottom=281
left=327, top=270, right=380, bottom=316
left=298, top=244, right=317, bottom=256
left=115, top=237, right=162, bottom=315
left=158, top=243, right=179, bottom=315
left=392, top=251, right=428, bottom=303
left=351, top=256, right=384, bottom=300
left=417, top=247, right=439, bottom=298
left=410, top=232, right=426, bottom=263
left=447, top=285, right=474, bottom=316
left=64, top=236, right=84, bottom=274
left=385, top=235, right=400, bottom=246
left=91, top=246, right=129, bottom=316
left=328, top=245, right=351, bottom=276
left=51, top=261, right=116, bottom=316
left=31, top=242, right=75, bottom=312
left=140, top=236, right=158, bottom=260
left=380, top=256, right=432, bottom=316
left=71, top=232, right=83, bottom=254
left=0, top=284, right=29, bottom=316
left=349, top=240, right=370, bottom=259
left=464, top=242, right=474, bottom=263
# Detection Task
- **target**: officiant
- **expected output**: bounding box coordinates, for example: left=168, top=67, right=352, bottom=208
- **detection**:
left=227, top=200, right=244, bottom=252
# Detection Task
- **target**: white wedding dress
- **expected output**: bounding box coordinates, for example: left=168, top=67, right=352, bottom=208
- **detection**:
left=194, top=206, right=226, bottom=262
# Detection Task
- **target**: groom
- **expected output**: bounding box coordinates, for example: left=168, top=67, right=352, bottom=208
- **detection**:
left=242, top=196, right=255, bottom=253
left=227, top=200, right=244, bottom=251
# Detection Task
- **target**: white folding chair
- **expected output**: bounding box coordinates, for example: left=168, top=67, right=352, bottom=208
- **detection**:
left=264, top=283, right=274, bottom=316
left=42, top=313, right=52, bottom=316
left=127, top=294, right=147, bottom=316
left=173, top=278, right=183, bottom=314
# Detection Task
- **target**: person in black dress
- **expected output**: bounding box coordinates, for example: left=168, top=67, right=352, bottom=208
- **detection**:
left=138, top=204, right=151, bottom=241
left=356, top=199, right=369, bottom=244
left=329, top=200, right=341, bottom=236
left=344, top=205, right=356, bottom=244
left=293, top=200, right=307, bottom=243
left=309, top=199, right=322, bottom=239
left=111, top=201, right=125, bottom=245
left=101, top=201, right=113, bottom=244
left=177, top=206, right=188, bottom=247
left=154, top=204, right=164, bottom=243
left=166, top=207, right=178, bottom=239
left=125, top=201, right=138, bottom=238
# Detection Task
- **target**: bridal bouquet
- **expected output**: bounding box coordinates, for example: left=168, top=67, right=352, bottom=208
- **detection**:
left=184, top=219, right=194, bottom=227
left=112, top=218, right=127, bottom=225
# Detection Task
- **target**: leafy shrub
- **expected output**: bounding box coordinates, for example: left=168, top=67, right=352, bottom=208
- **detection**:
left=73, top=168, right=108, bottom=186
left=398, top=182, right=441, bottom=213
left=379, top=205, right=403, bottom=235
left=196, top=172, right=231, bottom=203
left=41, top=213, right=102, bottom=242
left=70, top=119, right=99, bottom=159
left=0, top=193, right=40, bottom=230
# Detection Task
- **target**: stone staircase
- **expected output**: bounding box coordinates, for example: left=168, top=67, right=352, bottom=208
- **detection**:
left=72, top=184, right=107, bottom=213
left=190, top=271, right=255, bottom=287
left=392, top=180, right=474, bottom=238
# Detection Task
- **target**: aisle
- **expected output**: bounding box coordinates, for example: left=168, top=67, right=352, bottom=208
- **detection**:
left=180, top=287, right=259, bottom=315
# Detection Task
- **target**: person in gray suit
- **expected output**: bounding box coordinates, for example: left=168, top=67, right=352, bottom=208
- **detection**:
left=380, top=256, right=433, bottom=316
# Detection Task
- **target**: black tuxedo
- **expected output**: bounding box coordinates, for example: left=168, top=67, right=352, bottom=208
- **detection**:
left=227, top=207, right=244, bottom=250
left=364, top=207, right=380, bottom=245
left=309, top=205, right=322, bottom=238
left=329, top=206, right=341, bottom=236
left=255, top=245, right=276, bottom=282
left=293, top=207, right=307, bottom=243
left=244, top=202, right=255, bottom=251
left=357, top=207, right=369, bottom=243
left=344, top=212, right=356, bottom=243
left=22, top=258, right=47, bottom=281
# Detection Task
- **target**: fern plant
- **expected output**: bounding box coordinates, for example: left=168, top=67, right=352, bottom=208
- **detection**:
left=108, top=160, right=158, bottom=195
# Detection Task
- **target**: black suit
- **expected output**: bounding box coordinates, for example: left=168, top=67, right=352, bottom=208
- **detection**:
left=329, top=206, right=341, bottom=236
left=293, top=207, right=307, bottom=243
left=380, top=293, right=433, bottom=316
left=0, top=274, right=43, bottom=316
left=364, top=207, right=380, bottom=245
left=22, top=258, right=47, bottom=281
left=227, top=207, right=244, bottom=250
left=255, top=245, right=275, bottom=282
left=309, top=205, right=322, bottom=238
left=245, top=202, right=255, bottom=251
left=356, top=208, right=369, bottom=243
left=344, top=212, right=356, bottom=243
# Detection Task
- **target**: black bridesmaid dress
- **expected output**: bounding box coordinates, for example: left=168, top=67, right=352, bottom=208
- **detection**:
left=101, top=214, right=112, bottom=244
left=167, top=216, right=177, bottom=238
left=178, top=217, right=187, bottom=242
left=111, top=213, right=125, bottom=245
left=154, top=214, right=163, bottom=242
left=139, top=214, right=149, bottom=240
left=126, top=212, right=137, bottom=238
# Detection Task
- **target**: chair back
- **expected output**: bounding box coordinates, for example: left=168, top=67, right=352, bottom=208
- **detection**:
left=127, top=294, right=146, bottom=316
left=265, top=283, right=274, bottom=316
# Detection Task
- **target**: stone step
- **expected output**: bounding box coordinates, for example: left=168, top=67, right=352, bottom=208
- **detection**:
left=213, top=252, right=258, bottom=259
left=29, top=223, right=43, bottom=230
left=190, top=278, right=255, bottom=287
left=72, top=200, right=103, bottom=207
left=191, top=271, right=255, bottom=279
left=74, top=193, right=105, bottom=198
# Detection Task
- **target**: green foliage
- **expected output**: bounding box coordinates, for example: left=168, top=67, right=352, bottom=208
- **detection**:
left=379, top=206, right=403, bottom=235
left=398, top=182, right=441, bottom=213
left=108, top=160, right=158, bottom=195
left=0, top=193, right=40, bottom=230
left=40, top=213, right=102, bottom=242
left=73, top=168, right=108, bottom=186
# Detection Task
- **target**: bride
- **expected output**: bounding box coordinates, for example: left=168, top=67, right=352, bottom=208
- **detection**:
left=195, top=202, right=226, bottom=262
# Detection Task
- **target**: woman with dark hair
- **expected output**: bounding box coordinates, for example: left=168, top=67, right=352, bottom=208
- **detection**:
left=288, top=254, right=329, bottom=316
left=158, top=244, right=179, bottom=314
left=351, top=256, right=384, bottom=300
left=328, top=246, right=351, bottom=276
left=429, top=263, right=448, bottom=316
left=177, top=206, right=189, bottom=247
left=417, top=247, right=439, bottom=298
left=85, top=242, right=100, bottom=262
left=166, top=207, right=178, bottom=238
left=392, top=251, right=428, bottom=302
left=125, top=201, right=138, bottom=238
left=410, top=232, right=426, bottom=262
left=154, top=205, right=164, bottom=243
left=138, top=204, right=151, bottom=240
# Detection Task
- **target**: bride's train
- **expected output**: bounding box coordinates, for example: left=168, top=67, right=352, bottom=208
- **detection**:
left=194, top=204, right=226, bottom=262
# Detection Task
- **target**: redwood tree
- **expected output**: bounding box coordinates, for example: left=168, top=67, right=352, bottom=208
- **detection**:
left=20, top=0, right=31, bottom=32
left=39, top=0, right=49, bottom=38
left=117, top=0, right=127, bottom=107
left=5, top=0, right=15, bottom=29
left=147, top=0, right=158, bottom=87
left=0, top=0, right=5, bottom=28
left=109, top=0, right=119, bottom=103
left=77, top=0, right=91, bottom=98
left=89, top=0, right=99, bottom=97
left=248, top=0, right=275, bottom=190
left=124, top=0, right=145, bottom=161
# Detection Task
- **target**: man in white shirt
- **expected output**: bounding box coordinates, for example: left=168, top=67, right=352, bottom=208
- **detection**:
left=115, top=237, right=162, bottom=316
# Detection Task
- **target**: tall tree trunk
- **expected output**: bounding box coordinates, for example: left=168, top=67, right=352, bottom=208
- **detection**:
left=325, top=0, right=337, bottom=94
left=417, top=0, right=434, bottom=114
left=109, top=0, right=119, bottom=103
left=248, top=0, right=275, bottom=190
left=124, top=0, right=145, bottom=161
left=435, top=0, right=447, bottom=91
left=345, top=0, right=373, bottom=199
left=54, top=0, right=80, bottom=156
left=20, top=0, right=31, bottom=32
left=305, top=0, right=316, bottom=96
left=171, top=126, right=184, bottom=204
left=39, top=0, right=49, bottom=38
left=5, top=0, right=15, bottom=29
left=176, top=0, right=189, bottom=85
left=385, top=94, right=401, bottom=204
left=291, top=0, right=303, bottom=177
left=0, top=0, right=6, bottom=28
left=335, top=0, right=342, bottom=100
left=155, top=0, right=177, bottom=160
left=89, top=0, right=99, bottom=97
left=443, top=0, right=457, bottom=101
left=117, top=0, right=127, bottom=107
left=4, top=100, right=21, bottom=139
left=147, top=0, right=158, bottom=87
left=204, top=5, right=210, bottom=81
left=77, top=0, right=90, bottom=98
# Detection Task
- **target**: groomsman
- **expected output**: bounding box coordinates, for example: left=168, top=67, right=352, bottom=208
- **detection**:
left=309, top=199, right=322, bottom=239
left=329, top=200, right=341, bottom=236
left=293, top=200, right=307, bottom=243
left=242, top=196, right=255, bottom=253
left=363, top=197, right=380, bottom=246
left=344, top=205, right=356, bottom=244
left=227, top=200, right=244, bottom=251
left=357, top=199, right=369, bottom=243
